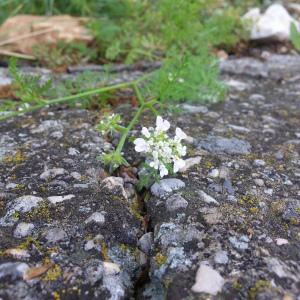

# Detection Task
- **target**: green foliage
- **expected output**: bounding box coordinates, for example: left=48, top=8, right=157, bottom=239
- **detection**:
left=146, top=53, right=226, bottom=104
left=290, top=23, right=300, bottom=53
left=8, top=57, right=52, bottom=104
left=33, top=41, right=97, bottom=69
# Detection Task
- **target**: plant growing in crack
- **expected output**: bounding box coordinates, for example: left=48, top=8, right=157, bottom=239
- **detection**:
left=1, top=52, right=226, bottom=181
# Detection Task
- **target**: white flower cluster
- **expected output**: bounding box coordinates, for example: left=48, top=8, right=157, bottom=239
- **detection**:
left=134, top=116, right=187, bottom=178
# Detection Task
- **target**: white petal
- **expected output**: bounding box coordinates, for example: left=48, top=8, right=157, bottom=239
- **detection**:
left=156, top=116, right=170, bottom=132
left=173, top=159, right=186, bottom=173
left=159, top=165, right=168, bottom=177
left=134, top=138, right=149, bottom=152
left=175, top=127, right=187, bottom=141
left=141, top=127, right=151, bottom=138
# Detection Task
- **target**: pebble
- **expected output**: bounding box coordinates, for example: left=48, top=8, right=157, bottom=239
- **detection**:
left=71, top=172, right=82, bottom=180
left=40, top=168, right=67, bottom=180
left=47, top=194, right=75, bottom=204
left=101, top=177, right=127, bottom=199
left=254, top=159, right=266, bottom=167
left=68, top=147, right=80, bottom=156
left=275, top=238, right=289, bottom=246
left=103, top=262, right=120, bottom=276
left=229, top=235, right=249, bottom=250
left=198, top=190, right=219, bottom=205
left=182, top=104, right=208, bottom=114
left=214, top=250, right=229, bottom=264
left=44, top=228, right=68, bottom=243
left=0, top=262, right=29, bottom=280
left=179, top=156, right=201, bottom=172
left=165, top=194, right=188, bottom=212
left=151, top=179, right=186, bottom=198
left=138, top=232, right=153, bottom=255
left=85, top=212, right=106, bottom=224
left=208, top=169, right=219, bottom=178
left=85, top=260, right=104, bottom=285
left=197, top=135, right=251, bottom=155
left=13, top=223, right=35, bottom=238
left=254, top=179, right=264, bottom=187
left=191, top=263, right=225, bottom=295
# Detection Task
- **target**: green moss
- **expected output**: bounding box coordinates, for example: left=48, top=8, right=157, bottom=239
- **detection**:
left=130, top=198, right=143, bottom=221
left=43, top=260, right=62, bottom=282
left=248, top=280, right=272, bottom=300
left=18, top=236, right=43, bottom=251
left=25, top=202, right=51, bottom=222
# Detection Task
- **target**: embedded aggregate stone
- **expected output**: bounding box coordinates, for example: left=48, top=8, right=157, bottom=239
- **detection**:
left=13, top=222, right=35, bottom=238
left=150, top=178, right=186, bottom=198
left=197, top=135, right=251, bottom=154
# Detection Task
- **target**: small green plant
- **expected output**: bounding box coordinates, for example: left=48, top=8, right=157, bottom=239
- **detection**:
left=290, top=23, right=300, bottom=53
left=1, top=51, right=225, bottom=175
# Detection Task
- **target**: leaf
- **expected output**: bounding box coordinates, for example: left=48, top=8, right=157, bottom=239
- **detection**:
left=23, top=263, right=54, bottom=280
left=290, top=22, right=300, bottom=52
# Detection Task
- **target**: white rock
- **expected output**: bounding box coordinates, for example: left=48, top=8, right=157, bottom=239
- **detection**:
left=214, top=250, right=229, bottom=265
left=191, top=263, right=225, bottom=295
left=151, top=179, right=186, bottom=198
left=40, top=168, right=67, bottom=180
left=275, top=238, right=289, bottom=246
left=85, top=212, right=105, bottom=224
left=68, top=147, right=80, bottom=156
left=254, top=178, right=264, bottom=187
left=243, top=4, right=300, bottom=41
left=179, top=156, right=201, bottom=172
left=47, top=194, right=75, bottom=204
left=165, top=194, right=188, bottom=212
left=70, top=172, right=82, bottom=180
left=103, top=262, right=120, bottom=275
left=0, top=196, right=43, bottom=226
left=14, top=222, right=35, bottom=238
left=198, top=190, right=219, bottom=205
left=101, top=177, right=127, bottom=199
left=208, top=169, right=219, bottom=178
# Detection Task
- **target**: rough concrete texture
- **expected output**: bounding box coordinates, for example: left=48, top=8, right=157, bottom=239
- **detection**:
left=1, top=54, right=300, bottom=299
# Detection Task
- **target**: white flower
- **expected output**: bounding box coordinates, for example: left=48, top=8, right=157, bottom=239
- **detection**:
left=175, top=127, right=187, bottom=141
left=141, top=127, right=151, bottom=138
left=134, top=116, right=188, bottom=178
left=173, top=158, right=186, bottom=173
left=134, top=138, right=149, bottom=152
left=178, top=78, right=185, bottom=83
left=156, top=116, right=170, bottom=132
left=159, top=164, right=168, bottom=177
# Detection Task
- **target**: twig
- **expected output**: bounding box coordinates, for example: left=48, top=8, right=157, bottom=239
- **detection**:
left=0, top=28, right=57, bottom=47
left=0, top=49, right=36, bottom=60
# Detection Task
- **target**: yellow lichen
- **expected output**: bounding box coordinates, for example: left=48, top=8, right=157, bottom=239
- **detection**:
left=52, top=291, right=60, bottom=300
left=155, top=253, right=167, bottom=267
left=101, top=242, right=110, bottom=261
left=3, top=150, right=26, bottom=164
left=25, top=202, right=51, bottom=222
left=43, top=263, right=62, bottom=282
left=248, top=280, right=272, bottom=300
left=130, top=198, right=143, bottom=221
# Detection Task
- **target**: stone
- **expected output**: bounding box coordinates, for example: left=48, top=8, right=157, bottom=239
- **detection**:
left=84, top=259, right=104, bottom=285
left=70, top=172, right=82, bottom=180
left=203, top=209, right=222, bottom=225
left=254, top=179, right=264, bottom=187
left=165, top=194, right=188, bottom=212
left=0, top=196, right=43, bottom=226
left=151, top=179, right=186, bottom=198
left=181, top=104, right=208, bottom=114
left=40, top=168, right=67, bottom=180
left=214, top=250, right=229, bottom=264
left=228, top=124, right=250, bottom=133
left=138, top=232, right=153, bottom=255
left=47, top=194, right=75, bottom=204
left=282, top=200, right=300, bottom=225
left=13, top=222, right=35, bottom=238
left=243, top=4, right=299, bottom=41
left=197, top=135, right=251, bottom=155
left=265, top=257, right=297, bottom=280
left=85, top=212, right=105, bottom=224
left=198, top=190, right=218, bottom=205
left=254, top=159, right=266, bottom=167
left=43, top=227, right=68, bottom=243
left=103, top=262, right=121, bottom=276
left=208, top=169, right=219, bottom=178
left=100, top=176, right=127, bottom=199
left=275, top=238, right=289, bottom=246
left=191, top=263, right=225, bottom=295
left=0, top=262, right=29, bottom=280
left=229, top=235, right=249, bottom=250
left=179, top=156, right=201, bottom=172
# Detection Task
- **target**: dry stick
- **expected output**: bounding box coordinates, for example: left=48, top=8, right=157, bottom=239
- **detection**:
left=0, top=49, right=35, bottom=60
left=0, top=28, right=57, bottom=47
